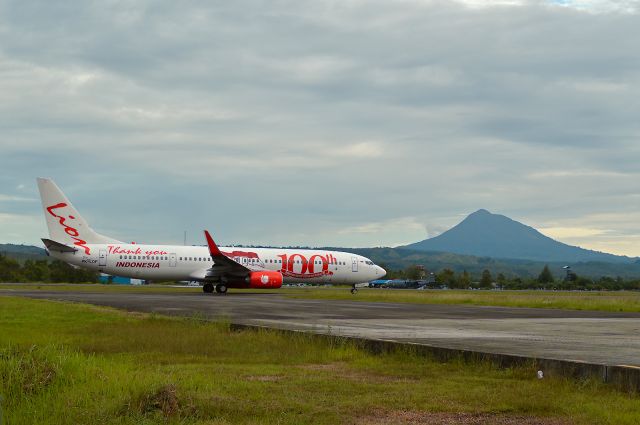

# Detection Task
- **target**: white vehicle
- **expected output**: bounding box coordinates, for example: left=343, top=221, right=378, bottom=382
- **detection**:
left=37, top=178, right=386, bottom=294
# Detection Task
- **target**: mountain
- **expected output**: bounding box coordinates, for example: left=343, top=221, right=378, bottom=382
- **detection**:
left=403, top=209, right=635, bottom=264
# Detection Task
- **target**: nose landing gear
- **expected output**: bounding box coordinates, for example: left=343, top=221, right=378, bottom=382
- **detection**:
left=350, top=284, right=358, bottom=295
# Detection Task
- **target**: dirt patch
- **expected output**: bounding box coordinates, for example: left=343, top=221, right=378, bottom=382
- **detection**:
left=354, top=410, right=573, bottom=425
left=298, top=362, right=415, bottom=384
left=121, top=383, right=197, bottom=418
left=245, top=375, right=284, bottom=382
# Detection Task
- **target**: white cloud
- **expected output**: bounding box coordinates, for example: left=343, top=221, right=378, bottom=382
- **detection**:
left=0, top=213, right=45, bottom=245
left=547, top=0, right=639, bottom=14
left=0, top=194, right=36, bottom=202
left=0, top=0, right=638, bottom=255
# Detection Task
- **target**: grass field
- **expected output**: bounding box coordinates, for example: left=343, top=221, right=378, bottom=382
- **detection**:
left=1, top=296, right=640, bottom=424
left=284, top=287, right=640, bottom=313
left=3, top=283, right=640, bottom=313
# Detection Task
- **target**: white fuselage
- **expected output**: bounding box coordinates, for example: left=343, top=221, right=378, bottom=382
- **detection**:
left=52, top=242, right=385, bottom=284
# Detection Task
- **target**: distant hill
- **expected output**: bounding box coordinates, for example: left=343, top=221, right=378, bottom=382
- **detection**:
left=403, top=209, right=636, bottom=264
left=338, top=247, right=640, bottom=279
left=0, top=243, right=47, bottom=262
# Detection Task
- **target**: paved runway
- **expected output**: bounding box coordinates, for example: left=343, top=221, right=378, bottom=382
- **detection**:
left=3, top=289, right=640, bottom=367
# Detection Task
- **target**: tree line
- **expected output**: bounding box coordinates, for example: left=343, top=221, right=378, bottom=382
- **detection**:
left=3, top=252, right=639, bottom=290
left=382, top=263, right=640, bottom=291
left=0, top=254, right=99, bottom=283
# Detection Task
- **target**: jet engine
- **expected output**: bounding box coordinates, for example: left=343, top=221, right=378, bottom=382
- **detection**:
left=246, top=271, right=283, bottom=289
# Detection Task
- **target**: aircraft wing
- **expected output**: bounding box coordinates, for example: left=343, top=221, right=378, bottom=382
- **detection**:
left=203, top=230, right=250, bottom=278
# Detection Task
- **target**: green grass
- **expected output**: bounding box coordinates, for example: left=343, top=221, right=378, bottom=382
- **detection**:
left=0, top=282, right=201, bottom=293
left=1, top=296, right=640, bottom=424
left=283, top=287, right=640, bottom=312
left=3, top=283, right=640, bottom=312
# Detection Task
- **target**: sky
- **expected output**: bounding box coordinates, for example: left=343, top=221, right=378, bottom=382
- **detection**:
left=0, top=0, right=638, bottom=256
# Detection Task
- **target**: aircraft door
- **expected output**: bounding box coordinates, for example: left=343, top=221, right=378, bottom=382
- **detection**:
left=352, top=256, right=358, bottom=272
left=169, top=253, right=177, bottom=267
left=99, top=249, right=107, bottom=267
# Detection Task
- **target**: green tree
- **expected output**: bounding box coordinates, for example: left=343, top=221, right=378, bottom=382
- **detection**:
left=49, top=260, right=75, bottom=282
left=23, top=259, right=51, bottom=282
left=479, top=269, right=493, bottom=288
left=457, top=270, right=471, bottom=288
left=404, top=265, right=423, bottom=280
left=436, top=268, right=456, bottom=288
left=537, top=265, right=554, bottom=284
left=0, top=253, right=24, bottom=282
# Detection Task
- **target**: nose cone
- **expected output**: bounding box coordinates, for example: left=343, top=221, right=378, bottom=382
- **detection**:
left=375, top=265, right=386, bottom=278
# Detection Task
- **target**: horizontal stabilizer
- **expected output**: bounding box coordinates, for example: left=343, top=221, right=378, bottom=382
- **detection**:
left=42, top=238, right=78, bottom=253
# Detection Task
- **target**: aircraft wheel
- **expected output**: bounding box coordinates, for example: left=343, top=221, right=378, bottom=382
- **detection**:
left=216, top=284, right=228, bottom=294
left=350, top=287, right=358, bottom=295
left=203, top=283, right=214, bottom=293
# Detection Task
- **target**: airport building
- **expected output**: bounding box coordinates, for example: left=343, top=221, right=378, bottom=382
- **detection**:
left=99, top=273, right=143, bottom=285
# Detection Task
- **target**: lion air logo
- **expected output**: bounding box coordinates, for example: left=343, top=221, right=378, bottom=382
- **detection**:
left=46, top=203, right=91, bottom=255
left=260, top=274, right=270, bottom=284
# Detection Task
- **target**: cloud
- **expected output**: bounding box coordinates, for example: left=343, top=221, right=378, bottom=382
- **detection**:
left=0, top=0, right=638, bottom=256
left=0, top=194, right=36, bottom=202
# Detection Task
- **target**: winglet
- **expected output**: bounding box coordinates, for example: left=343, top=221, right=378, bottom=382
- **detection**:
left=204, top=230, right=222, bottom=257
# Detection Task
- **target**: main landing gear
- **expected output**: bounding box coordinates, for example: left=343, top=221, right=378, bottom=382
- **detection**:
left=202, top=282, right=228, bottom=294
left=350, top=284, right=358, bottom=295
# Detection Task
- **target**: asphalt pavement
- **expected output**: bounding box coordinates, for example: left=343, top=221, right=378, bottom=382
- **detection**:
left=3, top=288, right=639, bottom=367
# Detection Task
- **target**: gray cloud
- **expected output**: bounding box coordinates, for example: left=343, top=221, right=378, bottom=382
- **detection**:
left=0, top=0, right=638, bottom=255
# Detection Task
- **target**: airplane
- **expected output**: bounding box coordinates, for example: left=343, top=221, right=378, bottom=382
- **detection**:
left=36, top=178, right=386, bottom=294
